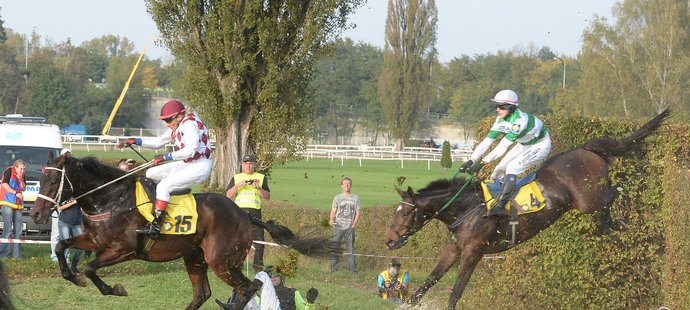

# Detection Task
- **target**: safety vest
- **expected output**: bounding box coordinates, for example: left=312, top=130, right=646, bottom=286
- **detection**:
left=380, top=269, right=409, bottom=300
left=0, top=167, right=23, bottom=210
left=233, top=172, right=265, bottom=209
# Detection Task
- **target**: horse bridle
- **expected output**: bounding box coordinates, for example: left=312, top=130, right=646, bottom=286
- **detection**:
left=391, top=176, right=479, bottom=240
left=390, top=199, right=434, bottom=239
left=35, top=166, right=73, bottom=213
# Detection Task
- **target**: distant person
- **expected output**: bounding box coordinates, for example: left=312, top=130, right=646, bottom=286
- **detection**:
left=226, top=154, right=271, bottom=272
left=57, top=198, right=83, bottom=274
left=329, top=177, right=360, bottom=273
left=0, top=159, right=26, bottom=259
left=51, top=149, right=71, bottom=261
left=116, top=158, right=136, bottom=171
left=377, top=259, right=409, bottom=303
left=459, top=90, right=551, bottom=218
left=117, top=99, right=213, bottom=239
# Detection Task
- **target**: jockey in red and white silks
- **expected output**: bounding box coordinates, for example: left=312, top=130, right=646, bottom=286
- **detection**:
left=117, top=99, right=212, bottom=238
left=140, top=111, right=213, bottom=202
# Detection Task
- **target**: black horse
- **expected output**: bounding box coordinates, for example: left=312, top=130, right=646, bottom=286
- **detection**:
left=385, top=109, right=670, bottom=309
left=30, top=154, right=339, bottom=310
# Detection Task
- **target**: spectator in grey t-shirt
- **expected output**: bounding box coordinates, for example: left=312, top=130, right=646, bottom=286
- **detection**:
left=329, top=176, right=360, bottom=273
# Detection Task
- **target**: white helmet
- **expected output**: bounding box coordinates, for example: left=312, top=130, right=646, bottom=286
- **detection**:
left=491, top=90, right=519, bottom=106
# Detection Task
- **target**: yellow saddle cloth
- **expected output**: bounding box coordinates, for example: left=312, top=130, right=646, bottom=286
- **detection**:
left=480, top=179, right=547, bottom=215
left=135, top=181, right=198, bottom=235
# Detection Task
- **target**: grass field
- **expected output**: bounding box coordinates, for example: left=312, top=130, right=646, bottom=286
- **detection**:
left=269, top=157, right=460, bottom=209
left=70, top=148, right=462, bottom=209
left=8, top=150, right=460, bottom=309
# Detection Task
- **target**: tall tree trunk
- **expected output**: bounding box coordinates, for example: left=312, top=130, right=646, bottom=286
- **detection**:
left=209, top=116, right=251, bottom=189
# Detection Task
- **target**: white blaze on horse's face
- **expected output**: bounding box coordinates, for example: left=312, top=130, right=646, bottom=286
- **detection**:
left=396, top=205, right=403, bottom=213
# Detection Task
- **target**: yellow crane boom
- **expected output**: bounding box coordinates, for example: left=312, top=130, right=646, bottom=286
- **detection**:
left=101, top=34, right=156, bottom=136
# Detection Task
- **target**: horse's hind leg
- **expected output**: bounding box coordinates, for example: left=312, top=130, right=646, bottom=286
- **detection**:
left=182, top=251, right=211, bottom=310
left=594, top=184, right=626, bottom=232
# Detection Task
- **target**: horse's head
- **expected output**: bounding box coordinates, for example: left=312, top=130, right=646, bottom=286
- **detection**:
left=385, top=186, right=433, bottom=250
left=31, top=151, right=73, bottom=224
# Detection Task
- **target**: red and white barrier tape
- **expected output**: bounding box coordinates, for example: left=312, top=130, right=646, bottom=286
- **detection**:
left=0, top=238, right=51, bottom=244
left=0, top=239, right=505, bottom=261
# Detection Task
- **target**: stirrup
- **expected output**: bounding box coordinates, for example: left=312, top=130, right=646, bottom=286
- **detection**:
left=135, top=223, right=161, bottom=239
left=484, top=205, right=508, bottom=218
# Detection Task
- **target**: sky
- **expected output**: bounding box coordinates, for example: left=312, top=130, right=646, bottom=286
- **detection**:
left=1, top=0, right=619, bottom=63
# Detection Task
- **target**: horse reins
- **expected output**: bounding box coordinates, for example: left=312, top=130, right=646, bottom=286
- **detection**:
left=395, top=172, right=477, bottom=235
left=37, top=160, right=154, bottom=212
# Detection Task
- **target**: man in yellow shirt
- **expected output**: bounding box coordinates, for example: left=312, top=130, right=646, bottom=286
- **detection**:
left=226, top=154, right=271, bottom=272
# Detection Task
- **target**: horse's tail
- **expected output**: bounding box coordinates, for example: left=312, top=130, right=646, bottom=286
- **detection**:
left=248, top=214, right=341, bottom=258
left=0, top=261, right=15, bottom=310
left=582, top=108, right=670, bottom=161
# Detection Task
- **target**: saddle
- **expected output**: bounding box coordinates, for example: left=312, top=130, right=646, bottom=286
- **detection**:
left=138, top=177, right=191, bottom=203
left=480, top=173, right=549, bottom=245
left=481, top=172, right=548, bottom=216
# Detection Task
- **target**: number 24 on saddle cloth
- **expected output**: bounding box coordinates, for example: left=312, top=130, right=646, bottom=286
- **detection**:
left=480, top=178, right=547, bottom=215
left=134, top=181, right=199, bottom=235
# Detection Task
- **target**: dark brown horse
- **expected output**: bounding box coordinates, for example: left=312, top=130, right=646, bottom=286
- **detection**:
left=30, top=154, right=339, bottom=310
left=385, top=110, right=670, bottom=309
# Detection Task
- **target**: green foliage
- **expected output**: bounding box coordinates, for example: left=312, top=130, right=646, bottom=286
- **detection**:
left=147, top=0, right=366, bottom=186
left=310, top=39, right=384, bottom=145
left=579, top=0, right=690, bottom=119
left=378, top=0, right=437, bottom=149
left=440, top=140, right=452, bottom=169
left=458, top=113, right=689, bottom=308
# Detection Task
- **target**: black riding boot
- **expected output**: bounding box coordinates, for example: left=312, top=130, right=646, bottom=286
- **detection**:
left=485, top=174, right=516, bottom=218
left=136, top=209, right=165, bottom=239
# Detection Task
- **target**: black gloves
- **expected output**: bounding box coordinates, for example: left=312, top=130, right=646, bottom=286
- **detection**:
left=459, top=160, right=483, bottom=174
left=306, top=287, right=319, bottom=303
left=458, top=160, right=474, bottom=173
left=469, top=161, right=483, bottom=174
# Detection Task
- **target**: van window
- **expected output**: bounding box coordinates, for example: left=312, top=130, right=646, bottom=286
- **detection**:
left=0, top=147, right=59, bottom=181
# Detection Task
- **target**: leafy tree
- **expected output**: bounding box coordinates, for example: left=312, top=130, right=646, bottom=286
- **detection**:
left=580, top=0, right=690, bottom=118
left=310, top=39, right=383, bottom=144
left=147, top=0, right=365, bottom=186
left=440, top=139, right=452, bottom=170
left=0, top=31, right=22, bottom=114
left=0, top=8, right=6, bottom=44
left=379, top=0, right=438, bottom=150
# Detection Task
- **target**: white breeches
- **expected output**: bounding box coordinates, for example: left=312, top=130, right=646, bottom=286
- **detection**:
left=145, top=157, right=212, bottom=201
left=491, top=133, right=551, bottom=181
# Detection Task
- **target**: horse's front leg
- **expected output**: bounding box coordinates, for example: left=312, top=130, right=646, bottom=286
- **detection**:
left=83, top=248, right=136, bottom=296
left=447, top=246, right=485, bottom=310
left=56, top=234, right=95, bottom=287
left=408, top=243, right=459, bottom=306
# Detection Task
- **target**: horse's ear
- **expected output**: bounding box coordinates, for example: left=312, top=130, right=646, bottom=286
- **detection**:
left=47, top=150, right=55, bottom=163
left=406, top=186, right=415, bottom=200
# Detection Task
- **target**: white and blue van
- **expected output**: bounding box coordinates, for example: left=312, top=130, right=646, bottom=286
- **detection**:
left=0, top=114, right=63, bottom=239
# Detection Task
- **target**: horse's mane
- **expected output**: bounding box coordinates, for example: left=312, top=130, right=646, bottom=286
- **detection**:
left=73, top=156, right=130, bottom=181
left=417, top=175, right=478, bottom=195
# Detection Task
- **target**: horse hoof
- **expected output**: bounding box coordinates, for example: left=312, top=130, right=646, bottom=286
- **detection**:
left=214, top=299, right=233, bottom=310
left=113, top=284, right=128, bottom=296
left=612, top=219, right=628, bottom=231
left=75, top=275, right=88, bottom=287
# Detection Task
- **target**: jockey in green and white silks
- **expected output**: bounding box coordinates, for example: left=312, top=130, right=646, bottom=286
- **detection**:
left=462, top=90, right=552, bottom=218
